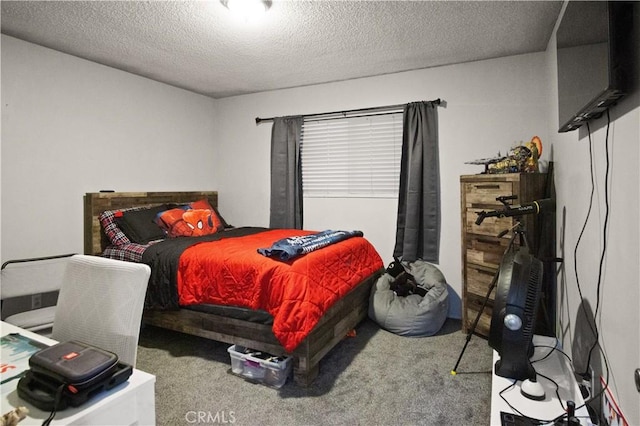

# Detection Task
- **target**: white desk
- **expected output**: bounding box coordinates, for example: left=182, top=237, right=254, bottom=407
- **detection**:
left=1, top=322, right=156, bottom=425
left=490, top=335, right=592, bottom=425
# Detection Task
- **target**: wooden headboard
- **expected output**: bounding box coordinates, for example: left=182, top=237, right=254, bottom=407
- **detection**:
left=83, top=191, right=218, bottom=255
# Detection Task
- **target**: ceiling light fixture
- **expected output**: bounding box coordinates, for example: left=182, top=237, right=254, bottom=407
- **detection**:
left=220, top=0, right=272, bottom=21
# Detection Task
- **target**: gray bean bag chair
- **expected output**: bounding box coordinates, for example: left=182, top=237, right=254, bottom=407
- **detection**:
left=369, top=260, right=449, bottom=336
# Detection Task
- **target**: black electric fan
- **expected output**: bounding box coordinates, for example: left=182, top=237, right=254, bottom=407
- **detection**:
left=488, top=244, right=544, bottom=398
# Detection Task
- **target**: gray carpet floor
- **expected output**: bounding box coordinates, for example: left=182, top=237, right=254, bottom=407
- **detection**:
left=136, top=318, right=493, bottom=426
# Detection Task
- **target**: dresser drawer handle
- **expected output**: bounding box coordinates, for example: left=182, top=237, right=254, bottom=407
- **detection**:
left=476, top=237, right=500, bottom=245
left=478, top=269, right=496, bottom=277
left=469, top=265, right=497, bottom=276
left=473, top=184, right=501, bottom=189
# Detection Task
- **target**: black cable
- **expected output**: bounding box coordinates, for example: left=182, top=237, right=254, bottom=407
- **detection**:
left=498, top=380, right=530, bottom=419
left=584, top=110, right=611, bottom=373
left=532, top=343, right=574, bottom=367
left=573, top=122, right=597, bottom=347
left=538, top=370, right=562, bottom=407
left=572, top=114, right=612, bottom=381
left=42, top=383, right=65, bottom=426
left=530, top=340, right=561, bottom=364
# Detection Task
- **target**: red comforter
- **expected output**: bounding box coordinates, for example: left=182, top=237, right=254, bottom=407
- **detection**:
left=176, top=229, right=383, bottom=352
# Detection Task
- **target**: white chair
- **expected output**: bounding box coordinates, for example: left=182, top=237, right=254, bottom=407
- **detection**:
left=1, top=254, right=73, bottom=335
left=51, top=255, right=151, bottom=367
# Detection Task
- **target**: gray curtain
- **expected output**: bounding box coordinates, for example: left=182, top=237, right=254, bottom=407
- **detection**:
left=393, top=101, right=440, bottom=262
left=269, top=116, right=303, bottom=229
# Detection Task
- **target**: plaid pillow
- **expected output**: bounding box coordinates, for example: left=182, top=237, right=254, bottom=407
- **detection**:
left=102, top=242, right=150, bottom=263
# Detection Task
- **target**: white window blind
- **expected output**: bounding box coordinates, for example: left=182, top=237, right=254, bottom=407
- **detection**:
left=301, top=112, right=403, bottom=198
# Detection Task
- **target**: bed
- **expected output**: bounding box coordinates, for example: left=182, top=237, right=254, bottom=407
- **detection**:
left=83, top=191, right=383, bottom=386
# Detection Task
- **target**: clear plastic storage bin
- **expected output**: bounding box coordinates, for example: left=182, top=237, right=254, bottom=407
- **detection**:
left=227, top=345, right=292, bottom=389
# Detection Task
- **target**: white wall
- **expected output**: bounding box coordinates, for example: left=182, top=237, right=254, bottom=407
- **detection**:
left=215, top=52, right=552, bottom=319
left=546, top=4, right=640, bottom=423
left=1, top=35, right=218, bottom=260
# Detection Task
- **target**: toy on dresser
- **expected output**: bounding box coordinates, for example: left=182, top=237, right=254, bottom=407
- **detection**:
left=487, top=136, right=542, bottom=174
left=465, top=136, right=543, bottom=174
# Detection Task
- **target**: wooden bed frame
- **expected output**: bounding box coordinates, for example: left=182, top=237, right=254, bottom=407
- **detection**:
left=84, top=191, right=381, bottom=386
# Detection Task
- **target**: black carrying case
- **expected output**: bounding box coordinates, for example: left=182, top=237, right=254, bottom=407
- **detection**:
left=17, top=340, right=133, bottom=411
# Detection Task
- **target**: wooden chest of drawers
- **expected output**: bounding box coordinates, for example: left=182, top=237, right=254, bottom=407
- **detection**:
left=460, top=173, right=547, bottom=336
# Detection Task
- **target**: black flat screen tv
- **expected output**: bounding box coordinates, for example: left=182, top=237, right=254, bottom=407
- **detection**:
left=556, top=1, right=634, bottom=133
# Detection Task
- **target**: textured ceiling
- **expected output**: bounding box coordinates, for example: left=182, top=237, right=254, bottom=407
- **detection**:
left=1, top=1, right=563, bottom=99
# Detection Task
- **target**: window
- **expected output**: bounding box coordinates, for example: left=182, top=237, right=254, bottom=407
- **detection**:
left=300, top=112, right=403, bottom=198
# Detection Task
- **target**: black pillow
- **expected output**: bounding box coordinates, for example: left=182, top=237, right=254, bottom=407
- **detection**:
left=213, top=206, right=233, bottom=229
left=115, top=205, right=168, bottom=244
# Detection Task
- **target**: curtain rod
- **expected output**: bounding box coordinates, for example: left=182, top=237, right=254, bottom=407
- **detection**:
left=255, top=98, right=442, bottom=124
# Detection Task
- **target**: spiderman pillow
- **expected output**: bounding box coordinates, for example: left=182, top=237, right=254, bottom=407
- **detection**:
left=156, top=199, right=225, bottom=238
